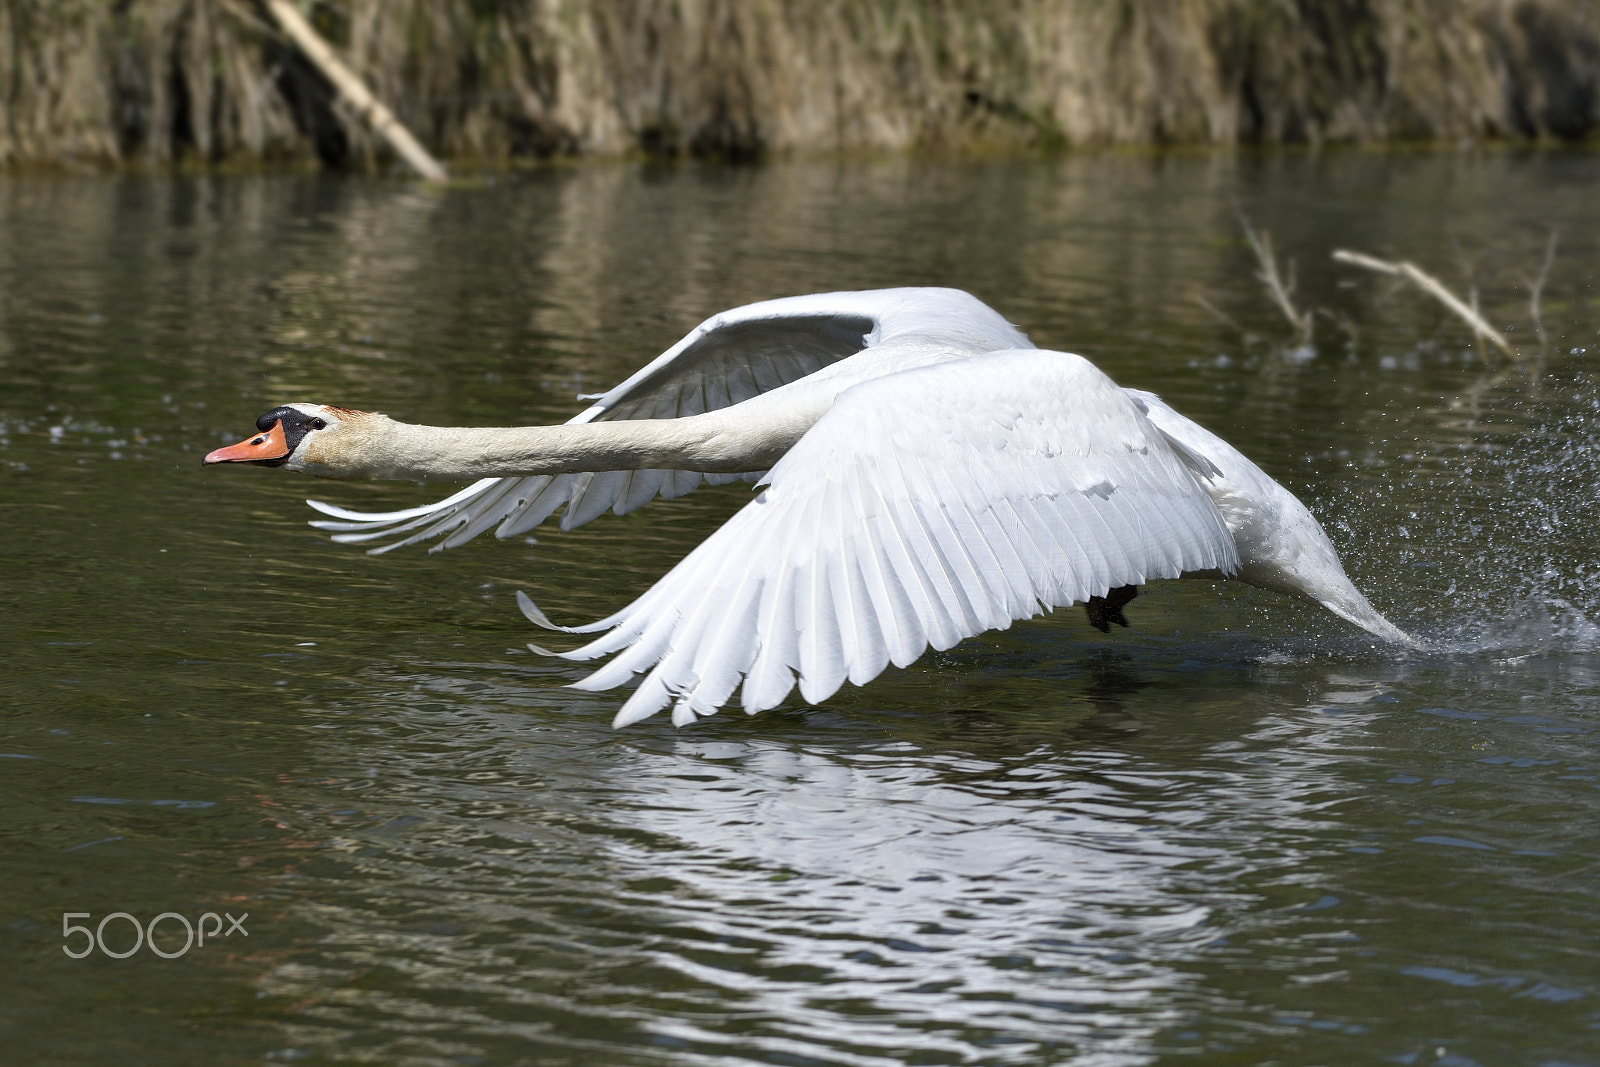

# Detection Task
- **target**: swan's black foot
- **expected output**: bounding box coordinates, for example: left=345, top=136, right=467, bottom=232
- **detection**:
left=1085, top=586, right=1140, bottom=633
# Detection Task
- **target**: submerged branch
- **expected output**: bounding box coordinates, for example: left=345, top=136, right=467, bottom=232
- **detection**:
left=1192, top=295, right=1248, bottom=337
left=1332, top=249, right=1517, bottom=360
left=1241, top=217, right=1313, bottom=347
left=1525, top=229, right=1559, bottom=355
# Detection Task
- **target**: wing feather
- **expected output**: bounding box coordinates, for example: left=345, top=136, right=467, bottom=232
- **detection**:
left=619, top=469, right=664, bottom=515
left=847, top=475, right=918, bottom=674
left=1029, top=492, right=1101, bottom=601
left=726, top=363, right=761, bottom=406
left=497, top=475, right=575, bottom=537
left=862, top=484, right=936, bottom=667
left=954, top=483, right=1035, bottom=618
left=438, top=479, right=534, bottom=549
left=750, top=359, right=785, bottom=393
left=823, top=478, right=872, bottom=689
left=664, top=469, right=702, bottom=499
left=306, top=478, right=500, bottom=524
left=735, top=489, right=813, bottom=713
left=556, top=472, right=604, bottom=530
left=796, top=479, right=848, bottom=704
left=675, top=501, right=798, bottom=717
left=884, top=472, right=969, bottom=651
left=915, top=489, right=997, bottom=635
left=992, top=497, right=1063, bottom=602
left=315, top=504, right=468, bottom=544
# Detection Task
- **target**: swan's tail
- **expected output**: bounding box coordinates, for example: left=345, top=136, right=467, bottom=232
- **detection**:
left=1319, top=587, right=1425, bottom=650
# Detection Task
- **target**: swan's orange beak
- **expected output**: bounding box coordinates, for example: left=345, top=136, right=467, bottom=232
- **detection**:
left=203, top=420, right=291, bottom=465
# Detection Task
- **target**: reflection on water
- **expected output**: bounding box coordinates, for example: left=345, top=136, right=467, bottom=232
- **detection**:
left=1, top=154, right=1599, bottom=1065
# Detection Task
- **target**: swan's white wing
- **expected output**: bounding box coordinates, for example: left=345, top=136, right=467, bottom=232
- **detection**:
left=310, top=289, right=1033, bottom=554
left=527, top=350, right=1239, bottom=728
left=308, top=302, right=881, bottom=552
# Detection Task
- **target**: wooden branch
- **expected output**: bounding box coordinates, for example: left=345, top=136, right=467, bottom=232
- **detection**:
left=1525, top=228, right=1558, bottom=355
left=1192, top=294, right=1247, bottom=336
left=217, top=0, right=286, bottom=42
left=1332, top=249, right=1517, bottom=360
left=1240, top=217, right=1312, bottom=344
left=262, top=0, right=448, bottom=182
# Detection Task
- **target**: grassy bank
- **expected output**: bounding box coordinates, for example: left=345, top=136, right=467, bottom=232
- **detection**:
left=1, top=0, right=1596, bottom=169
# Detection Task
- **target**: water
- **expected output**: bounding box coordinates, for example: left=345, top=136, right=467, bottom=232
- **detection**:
left=2, top=153, right=1599, bottom=1065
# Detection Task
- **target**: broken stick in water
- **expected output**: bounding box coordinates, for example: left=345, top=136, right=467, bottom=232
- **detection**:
left=1524, top=229, right=1559, bottom=356
left=262, top=0, right=448, bottom=182
left=1241, top=216, right=1313, bottom=348
left=1332, top=249, right=1517, bottom=360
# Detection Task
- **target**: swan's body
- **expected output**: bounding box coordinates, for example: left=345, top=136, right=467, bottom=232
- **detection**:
left=205, top=287, right=1417, bottom=727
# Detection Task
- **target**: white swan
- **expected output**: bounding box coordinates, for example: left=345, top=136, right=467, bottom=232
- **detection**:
left=205, top=287, right=1418, bottom=726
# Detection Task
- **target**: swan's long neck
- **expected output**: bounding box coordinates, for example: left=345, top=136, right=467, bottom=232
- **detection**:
left=300, top=333, right=994, bottom=482
left=303, top=403, right=821, bottom=481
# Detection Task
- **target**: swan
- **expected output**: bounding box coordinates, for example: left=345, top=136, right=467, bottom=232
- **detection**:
left=204, top=287, right=1418, bottom=726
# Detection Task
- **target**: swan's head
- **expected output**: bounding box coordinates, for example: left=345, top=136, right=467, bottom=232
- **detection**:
left=203, top=404, right=377, bottom=477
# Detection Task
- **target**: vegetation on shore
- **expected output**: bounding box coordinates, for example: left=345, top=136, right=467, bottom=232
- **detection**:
left=2, top=0, right=1596, bottom=169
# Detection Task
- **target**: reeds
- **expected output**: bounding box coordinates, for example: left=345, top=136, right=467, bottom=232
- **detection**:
left=1, top=0, right=1596, bottom=169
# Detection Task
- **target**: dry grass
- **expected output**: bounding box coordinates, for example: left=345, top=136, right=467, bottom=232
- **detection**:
left=0, top=0, right=1596, bottom=168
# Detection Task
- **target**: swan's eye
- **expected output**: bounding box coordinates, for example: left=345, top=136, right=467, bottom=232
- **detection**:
left=311, top=418, right=327, bottom=430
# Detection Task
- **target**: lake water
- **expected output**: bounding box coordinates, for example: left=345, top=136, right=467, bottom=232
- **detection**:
left=2, top=152, right=1598, bottom=1065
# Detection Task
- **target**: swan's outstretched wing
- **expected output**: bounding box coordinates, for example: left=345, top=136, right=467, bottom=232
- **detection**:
left=307, top=288, right=1029, bottom=554
left=522, top=350, right=1240, bottom=728
left=307, top=302, right=877, bottom=553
